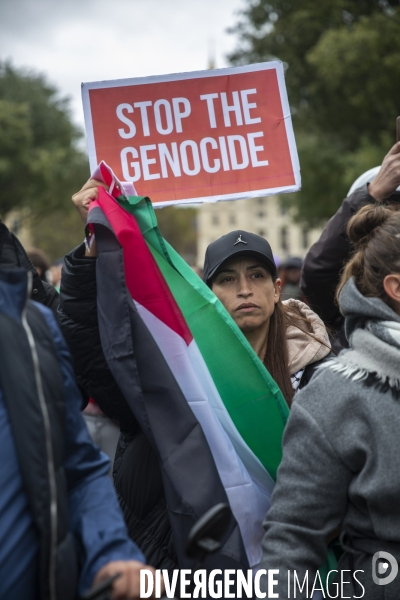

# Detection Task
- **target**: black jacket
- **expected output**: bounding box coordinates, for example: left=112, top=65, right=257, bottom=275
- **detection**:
left=0, top=268, right=78, bottom=600
left=299, top=356, right=332, bottom=390
left=0, top=220, right=59, bottom=313
left=58, top=244, right=178, bottom=573
left=300, top=185, right=375, bottom=351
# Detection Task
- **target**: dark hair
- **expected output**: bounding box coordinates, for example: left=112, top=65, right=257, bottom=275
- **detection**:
left=264, top=299, right=294, bottom=404
left=337, top=204, right=400, bottom=303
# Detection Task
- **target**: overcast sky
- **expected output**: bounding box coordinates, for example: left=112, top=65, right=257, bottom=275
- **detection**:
left=0, top=0, right=247, bottom=132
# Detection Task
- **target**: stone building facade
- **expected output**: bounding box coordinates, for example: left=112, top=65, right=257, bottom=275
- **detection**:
left=196, top=195, right=324, bottom=268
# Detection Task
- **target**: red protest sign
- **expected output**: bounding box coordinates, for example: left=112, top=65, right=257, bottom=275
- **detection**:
left=82, top=63, right=300, bottom=206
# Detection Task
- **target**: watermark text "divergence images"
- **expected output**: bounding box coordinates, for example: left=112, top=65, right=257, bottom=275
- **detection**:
left=139, top=569, right=366, bottom=599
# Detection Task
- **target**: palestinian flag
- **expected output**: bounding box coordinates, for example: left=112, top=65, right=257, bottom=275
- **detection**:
left=87, top=163, right=290, bottom=570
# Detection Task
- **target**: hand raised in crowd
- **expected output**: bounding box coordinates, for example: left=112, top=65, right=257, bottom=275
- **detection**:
left=72, top=178, right=111, bottom=257
left=368, top=141, right=400, bottom=201
left=71, top=178, right=109, bottom=224
left=93, top=560, right=157, bottom=600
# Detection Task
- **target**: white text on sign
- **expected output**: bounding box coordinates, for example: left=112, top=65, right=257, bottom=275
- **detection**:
left=116, top=89, right=268, bottom=181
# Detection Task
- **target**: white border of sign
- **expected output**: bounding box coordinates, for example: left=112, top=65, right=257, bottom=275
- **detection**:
left=82, top=61, right=300, bottom=207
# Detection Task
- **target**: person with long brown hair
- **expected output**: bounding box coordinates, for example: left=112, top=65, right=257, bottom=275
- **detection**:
left=259, top=203, right=400, bottom=599
left=203, top=230, right=332, bottom=406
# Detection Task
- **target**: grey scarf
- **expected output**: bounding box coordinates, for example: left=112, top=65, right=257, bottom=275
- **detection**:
left=320, top=320, right=400, bottom=393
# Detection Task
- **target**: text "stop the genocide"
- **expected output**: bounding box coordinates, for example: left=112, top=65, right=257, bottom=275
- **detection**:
left=116, top=89, right=270, bottom=182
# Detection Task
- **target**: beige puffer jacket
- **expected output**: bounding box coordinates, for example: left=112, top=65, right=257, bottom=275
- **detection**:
left=283, top=299, right=331, bottom=376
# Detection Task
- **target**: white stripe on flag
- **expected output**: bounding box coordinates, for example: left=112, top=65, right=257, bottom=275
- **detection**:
left=135, top=299, right=273, bottom=567
left=186, top=341, right=275, bottom=495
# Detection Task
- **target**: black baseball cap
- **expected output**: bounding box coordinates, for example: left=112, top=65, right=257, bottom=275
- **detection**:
left=203, top=230, right=277, bottom=284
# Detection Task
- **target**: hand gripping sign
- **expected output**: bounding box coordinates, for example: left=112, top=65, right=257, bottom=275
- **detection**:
left=82, top=62, right=300, bottom=207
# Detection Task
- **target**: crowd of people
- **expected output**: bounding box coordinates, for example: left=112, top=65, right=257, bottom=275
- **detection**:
left=1, top=139, right=400, bottom=600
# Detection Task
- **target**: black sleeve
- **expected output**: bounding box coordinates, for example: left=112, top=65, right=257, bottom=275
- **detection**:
left=300, top=185, right=375, bottom=330
left=41, top=281, right=59, bottom=313
left=57, top=244, right=135, bottom=432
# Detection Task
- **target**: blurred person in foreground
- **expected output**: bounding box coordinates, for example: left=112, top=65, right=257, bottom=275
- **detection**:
left=301, top=141, right=400, bottom=351
left=260, top=203, right=400, bottom=599
left=0, top=265, right=154, bottom=599
left=0, top=221, right=119, bottom=470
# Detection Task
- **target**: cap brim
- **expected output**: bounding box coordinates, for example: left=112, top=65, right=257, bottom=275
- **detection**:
left=206, top=249, right=277, bottom=282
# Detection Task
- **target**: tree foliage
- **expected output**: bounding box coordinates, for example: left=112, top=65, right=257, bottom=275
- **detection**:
left=29, top=208, right=87, bottom=262
left=0, top=61, right=90, bottom=218
left=229, top=1, right=400, bottom=224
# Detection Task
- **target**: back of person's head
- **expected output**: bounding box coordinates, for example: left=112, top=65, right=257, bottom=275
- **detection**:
left=27, top=248, right=51, bottom=282
left=337, top=204, right=400, bottom=303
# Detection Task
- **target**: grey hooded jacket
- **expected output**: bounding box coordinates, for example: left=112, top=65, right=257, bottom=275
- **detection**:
left=259, top=278, right=400, bottom=600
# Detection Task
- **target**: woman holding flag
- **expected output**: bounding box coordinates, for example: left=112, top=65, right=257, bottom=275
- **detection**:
left=59, top=169, right=331, bottom=583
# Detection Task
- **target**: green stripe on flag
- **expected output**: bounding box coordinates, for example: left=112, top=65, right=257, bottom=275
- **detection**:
left=119, top=195, right=289, bottom=481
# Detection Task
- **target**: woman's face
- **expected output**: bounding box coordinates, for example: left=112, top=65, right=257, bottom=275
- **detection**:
left=211, top=256, right=280, bottom=334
